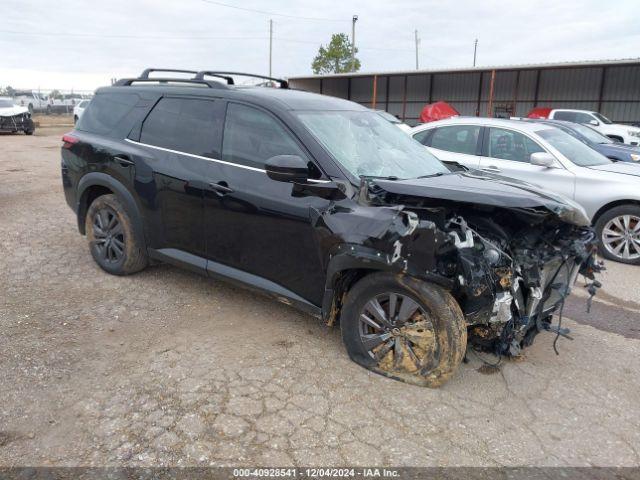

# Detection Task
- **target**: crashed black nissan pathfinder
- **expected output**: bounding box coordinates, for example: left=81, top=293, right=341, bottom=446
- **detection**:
left=61, top=69, right=601, bottom=387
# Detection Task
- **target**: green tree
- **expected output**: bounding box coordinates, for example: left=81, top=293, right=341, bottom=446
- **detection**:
left=49, top=89, right=62, bottom=99
left=312, top=33, right=360, bottom=74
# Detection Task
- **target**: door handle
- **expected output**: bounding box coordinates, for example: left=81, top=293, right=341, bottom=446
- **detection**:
left=114, top=155, right=134, bottom=167
left=208, top=182, right=234, bottom=194
left=481, top=165, right=501, bottom=173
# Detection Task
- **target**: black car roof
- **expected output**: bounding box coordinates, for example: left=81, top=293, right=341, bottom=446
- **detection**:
left=94, top=83, right=364, bottom=112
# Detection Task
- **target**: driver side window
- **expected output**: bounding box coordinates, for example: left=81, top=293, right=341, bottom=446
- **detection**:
left=222, top=103, right=308, bottom=169
left=487, top=128, right=544, bottom=163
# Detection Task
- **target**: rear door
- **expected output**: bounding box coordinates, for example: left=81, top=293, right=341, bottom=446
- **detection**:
left=478, top=126, right=576, bottom=197
left=131, top=95, right=224, bottom=258
left=413, top=124, right=482, bottom=169
left=202, top=101, right=330, bottom=305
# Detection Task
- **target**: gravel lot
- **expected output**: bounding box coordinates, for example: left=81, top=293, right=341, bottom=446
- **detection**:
left=1, top=128, right=640, bottom=467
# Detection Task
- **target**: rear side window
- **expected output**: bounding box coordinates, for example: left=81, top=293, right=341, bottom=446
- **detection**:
left=553, top=111, right=577, bottom=122
left=412, top=129, right=432, bottom=145
left=76, top=93, right=138, bottom=135
left=430, top=125, right=481, bottom=155
left=140, top=97, right=220, bottom=157
left=222, top=103, right=306, bottom=169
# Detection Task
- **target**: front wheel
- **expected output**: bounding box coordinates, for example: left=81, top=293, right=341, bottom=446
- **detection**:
left=340, top=272, right=467, bottom=387
left=85, top=194, right=148, bottom=275
left=595, top=205, right=640, bottom=264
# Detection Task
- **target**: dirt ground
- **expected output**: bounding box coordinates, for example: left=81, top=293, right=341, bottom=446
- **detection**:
left=1, top=127, right=640, bottom=467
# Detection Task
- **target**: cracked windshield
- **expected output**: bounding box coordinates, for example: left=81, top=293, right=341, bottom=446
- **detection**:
left=297, top=110, right=449, bottom=179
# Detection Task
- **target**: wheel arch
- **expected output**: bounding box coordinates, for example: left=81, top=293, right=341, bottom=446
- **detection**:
left=592, top=199, right=640, bottom=225
left=76, top=173, right=145, bottom=244
left=607, top=134, right=624, bottom=143
left=320, top=246, right=452, bottom=326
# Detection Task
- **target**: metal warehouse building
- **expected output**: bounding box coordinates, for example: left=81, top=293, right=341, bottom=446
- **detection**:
left=288, top=58, right=640, bottom=126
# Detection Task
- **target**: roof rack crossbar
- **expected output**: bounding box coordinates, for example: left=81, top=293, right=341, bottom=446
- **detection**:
left=113, top=78, right=227, bottom=89
left=138, top=68, right=199, bottom=80
left=195, top=71, right=289, bottom=88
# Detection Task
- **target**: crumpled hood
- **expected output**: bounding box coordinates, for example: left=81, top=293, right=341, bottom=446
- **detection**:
left=0, top=105, right=29, bottom=117
left=370, top=171, right=590, bottom=226
left=588, top=162, right=640, bottom=176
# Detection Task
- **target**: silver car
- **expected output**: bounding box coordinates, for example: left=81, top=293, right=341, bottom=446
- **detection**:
left=410, top=117, right=640, bottom=265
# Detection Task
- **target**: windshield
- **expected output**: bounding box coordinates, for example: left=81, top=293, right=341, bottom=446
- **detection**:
left=593, top=112, right=613, bottom=124
left=568, top=122, right=613, bottom=144
left=0, top=99, right=16, bottom=108
left=537, top=128, right=610, bottom=166
left=296, top=110, right=448, bottom=180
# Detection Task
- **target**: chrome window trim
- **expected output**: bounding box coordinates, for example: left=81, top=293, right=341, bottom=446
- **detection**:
left=124, top=138, right=330, bottom=183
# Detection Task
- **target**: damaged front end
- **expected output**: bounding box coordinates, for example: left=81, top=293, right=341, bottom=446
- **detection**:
left=320, top=175, right=603, bottom=370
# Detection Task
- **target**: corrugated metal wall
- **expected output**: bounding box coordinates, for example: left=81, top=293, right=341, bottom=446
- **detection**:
left=289, top=64, right=640, bottom=126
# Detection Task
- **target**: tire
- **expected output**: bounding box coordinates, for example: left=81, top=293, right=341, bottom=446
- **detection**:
left=74, top=115, right=78, bottom=124
left=340, top=272, right=467, bottom=387
left=595, top=204, right=640, bottom=265
left=46, top=105, right=51, bottom=115
left=85, top=194, right=148, bottom=275
left=24, top=129, right=34, bottom=135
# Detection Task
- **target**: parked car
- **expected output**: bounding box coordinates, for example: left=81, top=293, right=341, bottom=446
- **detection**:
left=0, top=97, right=35, bottom=135
left=12, top=90, right=50, bottom=114
left=527, top=107, right=640, bottom=145
left=519, top=119, right=640, bottom=163
left=411, top=117, right=640, bottom=264
left=373, top=109, right=411, bottom=132
left=73, top=99, right=90, bottom=124
left=61, top=68, right=600, bottom=387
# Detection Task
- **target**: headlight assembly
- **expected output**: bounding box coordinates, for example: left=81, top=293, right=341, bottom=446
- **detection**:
left=630, top=154, right=640, bottom=162
left=628, top=130, right=640, bottom=138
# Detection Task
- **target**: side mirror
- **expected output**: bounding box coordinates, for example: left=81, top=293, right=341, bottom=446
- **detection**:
left=589, top=119, right=599, bottom=126
left=265, top=155, right=309, bottom=183
left=530, top=152, right=557, bottom=168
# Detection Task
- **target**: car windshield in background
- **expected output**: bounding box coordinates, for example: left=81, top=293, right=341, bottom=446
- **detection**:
left=569, top=123, right=613, bottom=144
left=296, top=110, right=449, bottom=180
left=593, top=112, right=613, bottom=124
left=538, top=128, right=610, bottom=166
left=0, top=99, right=16, bottom=108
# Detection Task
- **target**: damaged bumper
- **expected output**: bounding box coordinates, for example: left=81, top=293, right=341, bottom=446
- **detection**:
left=0, top=113, right=34, bottom=132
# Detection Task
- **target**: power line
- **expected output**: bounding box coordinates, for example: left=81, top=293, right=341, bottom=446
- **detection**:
left=0, top=29, right=266, bottom=40
left=199, top=0, right=346, bottom=22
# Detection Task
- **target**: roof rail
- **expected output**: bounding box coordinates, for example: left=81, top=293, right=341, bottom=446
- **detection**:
left=113, top=77, right=228, bottom=89
left=195, top=71, right=289, bottom=88
left=139, top=68, right=199, bottom=79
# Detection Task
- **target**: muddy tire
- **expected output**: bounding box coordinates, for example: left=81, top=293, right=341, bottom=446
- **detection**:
left=340, top=272, right=467, bottom=388
left=595, top=205, right=640, bottom=265
left=85, top=194, right=148, bottom=275
left=24, top=129, right=34, bottom=136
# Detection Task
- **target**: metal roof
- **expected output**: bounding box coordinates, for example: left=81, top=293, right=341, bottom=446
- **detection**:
left=288, top=58, right=640, bottom=80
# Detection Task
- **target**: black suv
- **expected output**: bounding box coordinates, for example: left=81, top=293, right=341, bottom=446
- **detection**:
left=62, top=69, right=600, bottom=387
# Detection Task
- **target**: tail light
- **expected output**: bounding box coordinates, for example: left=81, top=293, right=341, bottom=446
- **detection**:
left=62, top=132, right=79, bottom=149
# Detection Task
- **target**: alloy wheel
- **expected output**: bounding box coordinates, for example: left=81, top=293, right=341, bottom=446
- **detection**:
left=358, top=292, right=436, bottom=374
left=92, top=207, right=125, bottom=263
left=602, top=214, right=640, bottom=261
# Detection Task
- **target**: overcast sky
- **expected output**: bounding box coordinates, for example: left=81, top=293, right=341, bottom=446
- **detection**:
left=2, top=0, right=640, bottom=92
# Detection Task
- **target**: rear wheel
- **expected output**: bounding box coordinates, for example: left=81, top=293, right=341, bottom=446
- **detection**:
left=340, top=272, right=467, bottom=387
left=595, top=205, right=640, bottom=265
left=85, top=194, right=148, bottom=275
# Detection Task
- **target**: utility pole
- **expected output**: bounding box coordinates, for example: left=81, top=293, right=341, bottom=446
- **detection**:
left=351, top=15, right=358, bottom=72
left=414, top=30, right=420, bottom=70
left=473, top=38, right=478, bottom=67
left=269, top=19, right=273, bottom=77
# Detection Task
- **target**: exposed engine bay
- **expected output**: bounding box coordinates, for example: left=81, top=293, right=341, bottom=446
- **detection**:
left=316, top=173, right=603, bottom=366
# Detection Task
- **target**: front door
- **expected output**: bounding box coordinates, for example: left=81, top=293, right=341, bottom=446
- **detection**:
left=478, top=126, right=576, bottom=198
left=203, top=102, right=330, bottom=306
